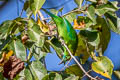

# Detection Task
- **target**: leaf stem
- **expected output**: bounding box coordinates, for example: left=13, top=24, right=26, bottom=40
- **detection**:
left=38, top=10, right=46, bottom=24
left=38, top=11, right=44, bottom=20
left=27, top=49, right=32, bottom=61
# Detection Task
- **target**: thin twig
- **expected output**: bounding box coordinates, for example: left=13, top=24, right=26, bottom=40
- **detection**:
left=38, top=10, right=46, bottom=24
left=60, top=57, right=72, bottom=71
left=20, top=8, right=24, bottom=17
left=38, top=11, right=44, bottom=20
left=41, top=9, right=84, bottom=21
left=26, top=49, right=32, bottom=61
left=17, top=0, right=19, bottom=16
left=62, top=9, right=84, bottom=17
left=82, top=69, right=93, bottom=78
left=43, top=17, right=51, bottom=20
left=60, top=38, right=96, bottom=80
left=40, top=34, right=54, bottom=37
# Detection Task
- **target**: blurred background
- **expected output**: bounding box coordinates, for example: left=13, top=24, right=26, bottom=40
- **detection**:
left=0, top=0, right=120, bottom=80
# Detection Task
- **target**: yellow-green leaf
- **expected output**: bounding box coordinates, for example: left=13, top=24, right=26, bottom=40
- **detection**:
left=30, top=0, right=46, bottom=16
left=27, top=23, right=45, bottom=47
left=75, top=34, right=89, bottom=64
left=86, top=5, right=96, bottom=24
left=29, top=60, right=47, bottom=80
left=91, top=17, right=110, bottom=53
left=92, top=56, right=114, bottom=79
left=37, top=17, right=49, bottom=33
left=65, top=64, right=83, bottom=77
left=14, top=40, right=26, bottom=61
left=114, top=70, right=120, bottom=79
left=74, top=0, right=83, bottom=9
left=42, top=72, right=62, bottom=80
left=64, top=75, right=79, bottom=80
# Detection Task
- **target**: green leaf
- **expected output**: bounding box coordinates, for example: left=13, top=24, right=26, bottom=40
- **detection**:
left=0, top=36, right=11, bottom=51
left=89, top=0, right=108, bottom=3
left=0, top=20, right=13, bottom=38
left=13, top=18, right=27, bottom=34
left=27, top=24, right=45, bottom=47
left=64, top=75, right=79, bottom=80
left=91, top=17, right=110, bottom=53
left=103, top=0, right=108, bottom=3
left=92, top=56, right=114, bottom=79
left=65, top=64, right=83, bottom=77
left=30, top=0, right=46, bottom=16
left=0, top=72, right=5, bottom=80
left=74, top=0, right=83, bottom=9
left=105, top=12, right=120, bottom=34
left=80, top=29, right=100, bottom=47
left=87, top=0, right=97, bottom=3
left=98, top=0, right=108, bottom=4
left=0, top=18, right=27, bottom=38
left=32, top=46, right=47, bottom=60
left=42, top=74, right=49, bottom=80
left=41, top=42, right=51, bottom=53
left=29, top=60, right=47, bottom=80
left=14, top=69, right=25, bottom=80
left=13, top=40, right=26, bottom=61
left=23, top=1, right=30, bottom=11
left=110, top=1, right=119, bottom=9
left=54, top=73, right=62, bottom=80
left=95, top=2, right=118, bottom=16
left=23, top=1, right=33, bottom=18
left=28, top=18, right=35, bottom=28
left=86, top=5, right=96, bottom=24
left=24, top=40, right=35, bottom=49
left=75, top=34, right=89, bottom=64
left=47, top=37, right=64, bottom=59
left=64, top=13, right=77, bottom=23
left=42, top=72, right=62, bottom=80
left=24, top=68, right=33, bottom=80
left=50, top=9, right=59, bottom=16
left=114, top=71, right=120, bottom=79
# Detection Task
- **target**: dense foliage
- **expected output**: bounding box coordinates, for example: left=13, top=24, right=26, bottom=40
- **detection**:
left=0, top=0, right=120, bottom=80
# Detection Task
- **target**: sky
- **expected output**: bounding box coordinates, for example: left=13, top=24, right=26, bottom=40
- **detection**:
left=0, top=0, right=120, bottom=80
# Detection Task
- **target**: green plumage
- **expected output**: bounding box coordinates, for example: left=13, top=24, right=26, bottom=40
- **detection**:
left=42, top=9, right=78, bottom=63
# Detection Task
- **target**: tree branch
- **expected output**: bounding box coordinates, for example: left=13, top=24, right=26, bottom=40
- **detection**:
left=41, top=9, right=84, bottom=21
left=82, top=69, right=92, bottom=78
left=60, top=57, right=72, bottom=71
left=60, top=38, right=96, bottom=80
left=62, top=9, right=84, bottom=17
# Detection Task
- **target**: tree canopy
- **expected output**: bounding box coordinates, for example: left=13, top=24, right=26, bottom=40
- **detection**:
left=0, top=0, right=120, bottom=80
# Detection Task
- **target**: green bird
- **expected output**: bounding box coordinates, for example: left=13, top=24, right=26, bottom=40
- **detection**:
left=42, top=9, right=78, bottom=64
